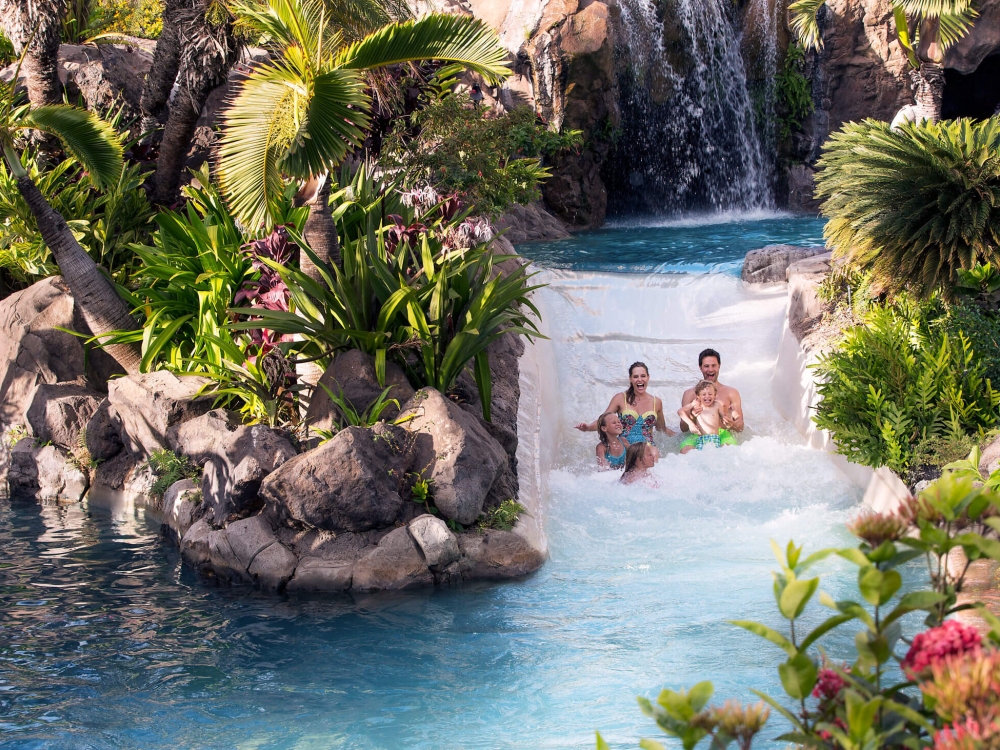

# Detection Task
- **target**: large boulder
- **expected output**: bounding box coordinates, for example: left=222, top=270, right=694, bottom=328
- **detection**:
left=224, top=515, right=297, bottom=591
left=787, top=253, right=834, bottom=341
left=0, top=277, right=116, bottom=437
left=26, top=383, right=103, bottom=449
left=7, top=441, right=88, bottom=503
left=85, top=399, right=124, bottom=461
left=457, top=530, right=546, bottom=580
left=168, top=409, right=298, bottom=521
left=408, top=514, right=460, bottom=568
left=304, top=349, right=415, bottom=431
left=161, top=478, right=202, bottom=541
left=398, top=388, right=508, bottom=525
left=285, top=531, right=377, bottom=593
left=494, top=202, right=572, bottom=244
left=742, top=245, right=827, bottom=285
left=260, top=424, right=411, bottom=532
left=107, top=371, right=214, bottom=456
left=351, top=527, right=433, bottom=591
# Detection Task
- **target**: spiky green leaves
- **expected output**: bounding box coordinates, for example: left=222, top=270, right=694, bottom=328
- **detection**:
left=20, top=106, right=123, bottom=189
left=788, top=0, right=826, bottom=50
left=815, top=117, right=1000, bottom=298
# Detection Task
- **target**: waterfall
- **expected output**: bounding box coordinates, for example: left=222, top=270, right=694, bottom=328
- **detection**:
left=605, top=0, right=778, bottom=217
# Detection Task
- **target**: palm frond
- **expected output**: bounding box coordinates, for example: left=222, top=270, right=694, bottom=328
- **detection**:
left=814, top=117, right=1000, bottom=298
left=336, top=13, right=509, bottom=84
left=897, top=0, right=974, bottom=18
left=22, top=105, right=123, bottom=189
left=324, top=0, right=412, bottom=43
left=937, top=5, right=978, bottom=49
left=788, top=0, right=827, bottom=50
left=232, top=0, right=326, bottom=65
left=217, top=63, right=303, bottom=230
left=281, top=67, right=369, bottom=179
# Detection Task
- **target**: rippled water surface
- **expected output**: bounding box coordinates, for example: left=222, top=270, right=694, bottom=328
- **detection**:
left=1, top=219, right=867, bottom=749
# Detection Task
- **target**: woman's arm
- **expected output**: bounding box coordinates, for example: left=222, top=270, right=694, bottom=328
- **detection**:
left=575, top=393, right=623, bottom=431
left=656, top=397, right=676, bottom=437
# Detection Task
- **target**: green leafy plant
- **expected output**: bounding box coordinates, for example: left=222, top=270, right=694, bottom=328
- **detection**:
left=814, top=118, right=1000, bottom=298
left=1, top=424, right=29, bottom=449
left=938, top=298, right=1000, bottom=387
left=380, top=94, right=558, bottom=216
left=94, top=0, right=163, bottom=38
left=320, top=385, right=400, bottom=429
left=600, top=471, right=1000, bottom=750
left=0, top=31, right=14, bottom=68
left=813, top=297, right=1000, bottom=473
left=147, top=448, right=201, bottom=497
left=478, top=498, right=525, bottom=531
left=775, top=42, right=814, bottom=140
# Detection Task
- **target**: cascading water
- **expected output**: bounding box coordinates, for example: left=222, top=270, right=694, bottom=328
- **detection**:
left=605, top=0, right=779, bottom=216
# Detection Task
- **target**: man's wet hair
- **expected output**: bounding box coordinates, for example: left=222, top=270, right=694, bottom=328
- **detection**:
left=699, top=348, right=721, bottom=367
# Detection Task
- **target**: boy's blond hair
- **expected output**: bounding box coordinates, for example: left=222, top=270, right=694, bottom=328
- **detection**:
left=694, top=380, right=717, bottom=396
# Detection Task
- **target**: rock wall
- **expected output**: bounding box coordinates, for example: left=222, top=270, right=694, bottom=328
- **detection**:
left=787, top=0, right=1000, bottom=211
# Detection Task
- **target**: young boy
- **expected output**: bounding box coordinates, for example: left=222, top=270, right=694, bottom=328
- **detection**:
left=677, top=380, right=737, bottom=453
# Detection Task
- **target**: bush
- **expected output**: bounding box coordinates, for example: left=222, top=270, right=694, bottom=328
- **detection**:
left=94, top=0, right=163, bottom=38
left=379, top=93, right=581, bottom=216
left=813, top=297, right=1000, bottom=473
left=938, top=298, right=1000, bottom=387
left=775, top=42, right=814, bottom=140
left=148, top=449, right=200, bottom=497
left=598, top=470, right=1000, bottom=750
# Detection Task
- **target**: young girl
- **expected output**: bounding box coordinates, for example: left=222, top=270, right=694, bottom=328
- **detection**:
left=621, top=442, right=657, bottom=485
left=677, top=380, right=738, bottom=453
left=596, top=412, right=629, bottom=470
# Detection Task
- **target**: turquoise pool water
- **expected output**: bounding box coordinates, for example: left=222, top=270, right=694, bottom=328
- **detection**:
left=1, top=215, right=875, bottom=750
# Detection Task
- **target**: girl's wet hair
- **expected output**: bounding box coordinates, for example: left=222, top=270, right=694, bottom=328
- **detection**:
left=597, top=412, right=616, bottom=448
left=694, top=380, right=717, bottom=396
left=621, top=442, right=648, bottom=478
left=625, top=361, right=649, bottom=406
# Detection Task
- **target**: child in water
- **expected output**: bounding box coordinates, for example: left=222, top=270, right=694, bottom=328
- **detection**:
left=677, top=380, right=737, bottom=453
left=621, top=442, right=656, bottom=485
left=596, top=412, right=629, bottom=470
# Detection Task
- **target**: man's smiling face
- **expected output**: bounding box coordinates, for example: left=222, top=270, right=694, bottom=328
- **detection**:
left=700, top=356, right=720, bottom=382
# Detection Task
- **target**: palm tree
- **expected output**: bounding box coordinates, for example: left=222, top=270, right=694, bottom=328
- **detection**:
left=0, top=0, right=68, bottom=107
left=813, top=117, right=1000, bottom=297
left=138, top=0, right=188, bottom=138
left=216, top=0, right=509, bottom=279
left=0, top=78, right=142, bottom=372
left=788, top=0, right=977, bottom=122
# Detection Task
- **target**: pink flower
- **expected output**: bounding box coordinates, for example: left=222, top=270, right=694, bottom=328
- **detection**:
left=934, top=718, right=998, bottom=750
left=903, top=620, right=982, bottom=679
left=812, top=668, right=846, bottom=702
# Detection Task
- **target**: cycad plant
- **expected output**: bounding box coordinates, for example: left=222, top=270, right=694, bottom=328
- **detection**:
left=814, top=118, right=1000, bottom=298
left=789, top=0, right=976, bottom=121
left=217, top=0, right=509, bottom=277
left=0, top=76, right=141, bottom=372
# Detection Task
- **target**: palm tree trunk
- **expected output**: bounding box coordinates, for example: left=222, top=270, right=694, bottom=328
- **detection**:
left=0, top=0, right=67, bottom=107
left=139, top=0, right=186, bottom=141
left=909, top=63, right=945, bottom=124
left=300, top=176, right=341, bottom=281
left=152, top=8, right=236, bottom=204
left=14, top=172, right=142, bottom=374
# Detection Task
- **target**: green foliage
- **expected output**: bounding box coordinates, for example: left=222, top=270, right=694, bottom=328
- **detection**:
left=94, top=0, right=164, bottom=38
left=0, top=31, right=15, bottom=67
left=236, top=168, right=544, bottom=419
left=775, top=43, right=814, bottom=140
left=148, top=449, right=201, bottom=497
left=602, top=470, right=1000, bottom=750
left=380, top=94, right=568, bottom=216
left=813, top=297, right=1000, bottom=473
left=63, top=0, right=103, bottom=43
left=814, top=117, right=1000, bottom=298
left=938, top=298, right=1000, bottom=386
left=954, top=262, right=1000, bottom=313
left=0, top=149, right=153, bottom=286
left=320, top=385, right=400, bottom=429
left=1, top=424, right=28, bottom=449
left=478, top=499, right=525, bottom=531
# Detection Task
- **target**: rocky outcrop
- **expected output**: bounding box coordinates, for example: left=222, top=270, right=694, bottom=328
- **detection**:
left=742, top=245, right=827, bottom=284
left=7, top=441, right=87, bottom=503
left=26, top=383, right=102, bottom=450
left=494, top=202, right=572, bottom=244
left=107, top=371, right=214, bottom=457
left=161, top=478, right=202, bottom=541
left=169, top=409, right=297, bottom=522
left=304, top=349, right=415, bottom=431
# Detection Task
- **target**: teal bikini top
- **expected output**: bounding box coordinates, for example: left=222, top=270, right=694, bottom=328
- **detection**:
left=605, top=437, right=627, bottom=468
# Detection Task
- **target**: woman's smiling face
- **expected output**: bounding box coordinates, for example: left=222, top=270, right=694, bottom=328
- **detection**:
left=630, top=366, right=648, bottom=394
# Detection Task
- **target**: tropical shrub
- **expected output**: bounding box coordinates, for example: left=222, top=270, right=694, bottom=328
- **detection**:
left=94, top=0, right=163, bottom=38
left=148, top=448, right=200, bottom=497
left=814, top=118, right=1000, bottom=298
left=598, top=469, right=1000, bottom=750
left=238, top=180, right=543, bottom=420
left=380, top=93, right=579, bottom=216
left=0, top=150, right=154, bottom=287
left=812, top=297, right=1000, bottom=473
left=775, top=42, right=814, bottom=140
left=938, top=298, right=1000, bottom=387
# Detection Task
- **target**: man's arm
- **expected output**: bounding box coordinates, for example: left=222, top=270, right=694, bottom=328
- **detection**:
left=726, top=388, right=745, bottom=432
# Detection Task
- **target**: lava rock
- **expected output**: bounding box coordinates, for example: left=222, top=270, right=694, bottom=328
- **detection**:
left=351, top=527, right=433, bottom=591
left=398, top=388, right=508, bottom=525
left=26, top=383, right=103, bottom=449
left=161, top=478, right=202, bottom=541
left=169, top=409, right=297, bottom=521
left=742, top=245, right=827, bottom=285
left=108, top=371, right=214, bottom=456
left=304, top=349, right=415, bottom=431
left=7, top=441, right=88, bottom=503
left=457, top=530, right=546, bottom=580
left=180, top=518, right=212, bottom=568
left=85, top=399, right=124, bottom=461
left=260, top=425, right=410, bottom=532
left=408, top=514, right=460, bottom=568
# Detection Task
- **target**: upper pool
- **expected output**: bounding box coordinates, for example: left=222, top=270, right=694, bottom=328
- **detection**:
left=519, top=213, right=826, bottom=274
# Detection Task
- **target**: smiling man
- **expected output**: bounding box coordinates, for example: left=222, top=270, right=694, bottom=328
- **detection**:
left=679, top=349, right=744, bottom=445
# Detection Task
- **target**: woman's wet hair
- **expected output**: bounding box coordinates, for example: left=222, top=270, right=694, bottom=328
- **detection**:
left=625, top=361, right=649, bottom=406
left=597, top=412, right=616, bottom=448
left=621, top=442, right=648, bottom=478
left=694, top=380, right=717, bottom=396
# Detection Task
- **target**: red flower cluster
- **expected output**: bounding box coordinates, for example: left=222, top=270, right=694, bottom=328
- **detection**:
left=812, top=668, right=847, bottom=702
left=903, top=620, right=982, bottom=679
left=934, top=718, right=998, bottom=750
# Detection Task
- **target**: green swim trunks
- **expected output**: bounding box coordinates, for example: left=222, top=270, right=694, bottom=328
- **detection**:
left=679, top=429, right=738, bottom=450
